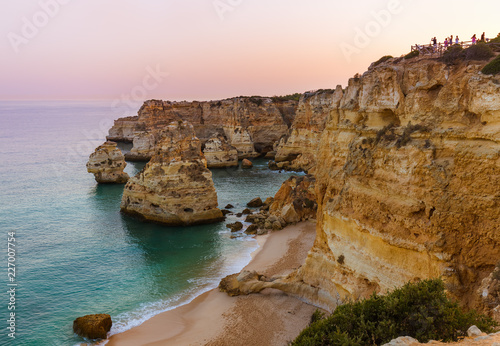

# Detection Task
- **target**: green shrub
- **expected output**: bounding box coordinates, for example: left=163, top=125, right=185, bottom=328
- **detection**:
left=464, top=43, right=494, bottom=60
left=247, top=96, right=264, bottom=106
left=404, top=50, right=419, bottom=60
left=292, top=279, right=497, bottom=346
left=482, top=55, right=500, bottom=75
left=310, top=309, right=327, bottom=325
left=489, top=34, right=500, bottom=44
left=271, top=93, right=302, bottom=102
left=440, top=45, right=464, bottom=64
left=373, top=55, right=393, bottom=67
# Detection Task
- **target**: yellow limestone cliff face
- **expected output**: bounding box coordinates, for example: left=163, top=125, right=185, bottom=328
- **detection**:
left=107, top=98, right=297, bottom=160
left=120, top=121, right=224, bottom=226
left=203, top=135, right=239, bottom=168
left=292, top=57, right=500, bottom=309
left=222, top=57, right=500, bottom=312
left=275, top=87, right=343, bottom=172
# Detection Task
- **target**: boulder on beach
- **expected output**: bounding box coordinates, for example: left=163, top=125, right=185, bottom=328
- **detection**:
left=245, top=224, right=259, bottom=235
left=73, top=314, right=112, bottom=340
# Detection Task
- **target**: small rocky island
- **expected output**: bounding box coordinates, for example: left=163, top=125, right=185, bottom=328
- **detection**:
left=120, top=121, right=224, bottom=226
left=86, top=141, right=129, bottom=184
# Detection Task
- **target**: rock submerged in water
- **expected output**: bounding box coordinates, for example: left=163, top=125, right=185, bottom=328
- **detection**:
left=268, top=160, right=279, bottom=170
left=120, top=121, right=224, bottom=226
left=73, top=314, right=112, bottom=340
left=86, top=141, right=129, bottom=184
left=242, top=159, right=253, bottom=168
left=226, top=222, right=243, bottom=232
left=247, top=197, right=263, bottom=208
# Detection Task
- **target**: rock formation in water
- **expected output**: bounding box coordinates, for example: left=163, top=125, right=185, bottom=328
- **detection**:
left=241, top=159, right=253, bottom=168
left=120, top=121, right=224, bottom=226
left=222, top=56, right=500, bottom=314
left=274, top=88, right=344, bottom=172
left=203, top=135, right=238, bottom=168
left=107, top=97, right=298, bottom=161
left=86, top=141, right=129, bottom=183
left=73, top=314, right=112, bottom=340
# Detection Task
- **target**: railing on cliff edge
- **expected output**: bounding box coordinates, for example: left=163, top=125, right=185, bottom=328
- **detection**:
left=411, top=39, right=500, bottom=57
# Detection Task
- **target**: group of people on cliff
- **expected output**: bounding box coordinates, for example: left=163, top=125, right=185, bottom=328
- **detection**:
left=432, top=32, right=488, bottom=49
left=416, top=32, right=494, bottom=54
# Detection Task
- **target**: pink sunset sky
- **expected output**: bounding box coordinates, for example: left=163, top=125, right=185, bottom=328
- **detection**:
left=0, top=0, right=498, bottom=101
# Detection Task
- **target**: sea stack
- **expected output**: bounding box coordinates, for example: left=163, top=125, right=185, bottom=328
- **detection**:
left=203, top=135, right=239, bottom=168
left=120, top=121, right=224, bottom=226
left=86, top=141, right=129, bottom=184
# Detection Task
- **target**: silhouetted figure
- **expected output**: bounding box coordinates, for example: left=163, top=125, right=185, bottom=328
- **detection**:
left=471, top=34, right=477, bottom=45
left=481, top=32, right=485, bottom=42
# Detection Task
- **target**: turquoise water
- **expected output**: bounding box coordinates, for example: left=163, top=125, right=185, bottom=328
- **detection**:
left=0, top=101, right=298, bottom=346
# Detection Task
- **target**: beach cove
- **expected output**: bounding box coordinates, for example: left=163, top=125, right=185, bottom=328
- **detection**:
left=0, top=101, right=301, bottom=345
left=105, top=221, right=317, bottom=346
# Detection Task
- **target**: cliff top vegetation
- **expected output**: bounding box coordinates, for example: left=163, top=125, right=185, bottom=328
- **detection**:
left=293, top=279, right=497, bottom=346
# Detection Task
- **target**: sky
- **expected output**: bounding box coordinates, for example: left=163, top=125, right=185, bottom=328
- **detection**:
left=0, top=0, right=499, bottom=101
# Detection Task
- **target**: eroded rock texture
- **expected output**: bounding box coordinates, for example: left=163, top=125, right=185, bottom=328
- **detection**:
left=222, top=57, right=500, bottom=313
left=120, top=121, right=223, bottom=226
left=275, top=87, right=343, bottom=172
left=203, top=135, right=238, bottom=168
left=107, top=97, right=298, bottom=160
left=292, top=57, right=500, bottom=310
left=269, top=175, right=317, bottom=224
left=86, top=141, right=129, bottom=183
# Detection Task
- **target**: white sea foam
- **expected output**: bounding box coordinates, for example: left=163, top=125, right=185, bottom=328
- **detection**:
left=103, top=236, right=259, bottom=340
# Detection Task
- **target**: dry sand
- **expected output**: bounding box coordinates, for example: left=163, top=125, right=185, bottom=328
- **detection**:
left=106, top=221, right=318, bottom=346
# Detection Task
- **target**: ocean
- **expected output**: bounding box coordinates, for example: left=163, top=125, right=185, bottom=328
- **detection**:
left=0, top=101, right=299, bottom=345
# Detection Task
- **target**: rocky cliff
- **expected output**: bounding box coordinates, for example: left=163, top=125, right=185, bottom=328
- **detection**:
left=291, top=56, right=500, bottom=310
left=86, top=141, right=129, bottom=183
left=274, top=88, right=343, bottom=172
left=203, top=135, right=238, bottom=168
left=222, top=56, right=500, bottom=314
left=269, top=175, right=317, bottom=224
left=108, top=97, right=298, bottom=161
left=120, top=121, right=224, bottom=226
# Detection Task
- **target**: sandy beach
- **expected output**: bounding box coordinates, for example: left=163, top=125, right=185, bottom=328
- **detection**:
left=106, top=221, right=317, bottom=346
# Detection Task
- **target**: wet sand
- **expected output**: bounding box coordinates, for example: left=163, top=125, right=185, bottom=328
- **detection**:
left=106, top=221, right=317, bottom=346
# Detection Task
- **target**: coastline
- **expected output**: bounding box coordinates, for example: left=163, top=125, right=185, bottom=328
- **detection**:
left=105, top=220, right=317, bottom=346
